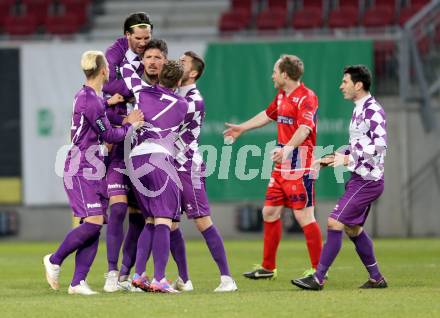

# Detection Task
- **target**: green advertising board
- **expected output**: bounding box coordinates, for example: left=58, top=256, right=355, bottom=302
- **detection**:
left=198, top=40, right=373, bottom=201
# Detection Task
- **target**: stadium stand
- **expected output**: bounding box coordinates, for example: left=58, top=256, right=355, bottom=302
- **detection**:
left=291, top=0, right=324, bottom=29
left=0, top=0, right=91, bottom=36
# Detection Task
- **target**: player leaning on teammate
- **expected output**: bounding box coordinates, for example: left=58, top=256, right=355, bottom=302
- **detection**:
left=224, top=55, right=323, bottom=281
left=168, top=51, right=237, bottom=292
left=102, top=12, right=153, bottom=293
left=292, top=65, right=388, bottom=291
left=43, top=51, right=144, bottom=295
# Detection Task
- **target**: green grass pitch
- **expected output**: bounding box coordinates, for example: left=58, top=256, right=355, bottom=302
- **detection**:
left=0, top=238, right=439, bottom=318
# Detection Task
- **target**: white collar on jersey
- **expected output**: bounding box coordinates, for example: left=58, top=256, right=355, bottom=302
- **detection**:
left=125, top=49, right=139, bottom=63
left=178, top=83, right=197, bottom=97
left=354, top=93, right=372, bottom=110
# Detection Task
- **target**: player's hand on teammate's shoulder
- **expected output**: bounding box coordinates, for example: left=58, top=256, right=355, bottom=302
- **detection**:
left=107, top=93, right=125, bottom=106
left=126, top=109, right=144, bottom=129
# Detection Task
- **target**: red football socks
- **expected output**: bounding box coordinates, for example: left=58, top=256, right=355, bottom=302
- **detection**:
left=262, top=219, right=282, bottom=271
left=302, top=222, right=323, bottom=269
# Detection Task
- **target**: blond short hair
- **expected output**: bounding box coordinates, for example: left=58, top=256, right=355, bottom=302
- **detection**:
left=80, top=50, right=107, bottom=79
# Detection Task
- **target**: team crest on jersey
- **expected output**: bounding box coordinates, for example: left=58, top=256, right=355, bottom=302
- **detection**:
left=292, top=97, right=300, bottom=103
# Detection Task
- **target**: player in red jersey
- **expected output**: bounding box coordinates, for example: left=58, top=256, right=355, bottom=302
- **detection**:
left=224, top=55, right=323, bottom=280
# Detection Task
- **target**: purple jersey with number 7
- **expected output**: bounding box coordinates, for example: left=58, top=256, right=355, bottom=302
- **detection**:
left=120, top=58, right=188, bottom=155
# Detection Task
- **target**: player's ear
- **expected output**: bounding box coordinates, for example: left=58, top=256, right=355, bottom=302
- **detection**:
left=189, top=69, right=198, bottom=79
left=354, top=81, right=363, bottom=91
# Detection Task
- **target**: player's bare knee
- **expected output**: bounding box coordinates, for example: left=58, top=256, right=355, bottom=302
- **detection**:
left=195, top=216, right=213, bottom=232
left=109, top=195, right=128, bottom=205
left=146, top=217, right=154, bottom=224
left=84, top=215, right=104, bottom=225
left=155, top=217, right=172, bottom=227
left=344, top=225, right=362, bottom=237
left=262, top=206, right=282, bottom=222
left=128, top=207, right=141, bottom=214
left=171, top=222, right=180, bottom=231
left=327, top=217, right=344, bottom=230
left=293, top=207, right=316, bottom=227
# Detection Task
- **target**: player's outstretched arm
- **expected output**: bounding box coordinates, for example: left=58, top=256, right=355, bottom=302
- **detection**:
left=223, top=110, right=271, bottom=140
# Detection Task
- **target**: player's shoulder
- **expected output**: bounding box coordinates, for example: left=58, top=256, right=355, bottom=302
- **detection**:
left=299, top=83, right=317, bottom=99
left=186, top=88, right=204, bottom=102
left=105, top=37, right=128, bottom=60
left=364, top=98, right=386, bottom=120
left=367, top=97, right=384, bottom=111
left=82, top=86, right=104, bottom=109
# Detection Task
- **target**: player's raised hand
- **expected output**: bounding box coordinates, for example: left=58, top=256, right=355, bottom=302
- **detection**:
left=107, top=93, right=125, bottom=106
left=319, top=154, right=335, bottom=167
left=223, top=123, right=244, bottom=140
left=126, top=109, right=144, bottom=129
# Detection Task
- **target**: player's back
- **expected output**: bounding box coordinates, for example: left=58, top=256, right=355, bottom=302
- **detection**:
left=175, top=85, right=205, bottom=170
left=67, top=86, right=107, bottom=175
left=70, top=86, right=104, bottom=149
left=133, top=84, right=188, bottom=155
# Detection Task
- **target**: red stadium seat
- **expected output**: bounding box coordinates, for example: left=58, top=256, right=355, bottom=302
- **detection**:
left=303, top=0, right=323, bottom=9
left=399, top=4, right=425, bottom=25
left=291, top=7, right=323, bottom=29
left=44, top=13, right=82, bottom=34
left=256, top=8, right=287, bottom=31
left=0, top=0, right=15, bottom=28
left=338, top=0, right=360, bottom=9
left=219, top=0, right=253, bottom=33
left=59, top=0, right=90, bottom=25
left=267, top=0, right=288, bottom=10
left=410, top=0, right=430, bottom=5
left=22, top=0, right=52, bottom=25
left=373, top=0, right=397, bottom=7
left=363, top=5, right=396, bottom=27
left=231, top=0, right=252, bottom=10
left=219, top=9, right=252, bottom=32
left=328, top=6, right=359, bottom=28
left=3, top=14, right=39, bottom=35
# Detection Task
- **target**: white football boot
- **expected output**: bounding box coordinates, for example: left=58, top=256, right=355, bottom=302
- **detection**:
left=68, top=280, right=98, bottom=295
left=214, top=275, right=238, bottom=292
left=103, top=270, right=119, bottom=292
left=171, top=277, right=194, bottom=292
left=43, top=254, right=60, bottom=291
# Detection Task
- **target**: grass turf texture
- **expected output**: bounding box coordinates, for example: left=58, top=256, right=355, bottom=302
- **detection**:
left=0, top=239, right=439, bottom=318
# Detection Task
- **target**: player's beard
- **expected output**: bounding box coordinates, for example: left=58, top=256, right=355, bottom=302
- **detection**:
left=145, top=72, right=159, bottom=84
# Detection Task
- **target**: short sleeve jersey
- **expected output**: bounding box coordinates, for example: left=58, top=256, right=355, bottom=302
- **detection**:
left=265, top=83, right=318, bottom=171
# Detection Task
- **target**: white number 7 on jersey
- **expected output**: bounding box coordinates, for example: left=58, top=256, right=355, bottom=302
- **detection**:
left=152, top=94, right=178, bottom=120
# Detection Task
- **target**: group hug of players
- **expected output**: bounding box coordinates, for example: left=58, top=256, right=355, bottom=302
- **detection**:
left=43, top=11, right=388, bottom=294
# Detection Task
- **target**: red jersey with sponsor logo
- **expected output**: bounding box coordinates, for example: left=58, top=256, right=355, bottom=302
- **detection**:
left=265, top=83, right=318, bottom=171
